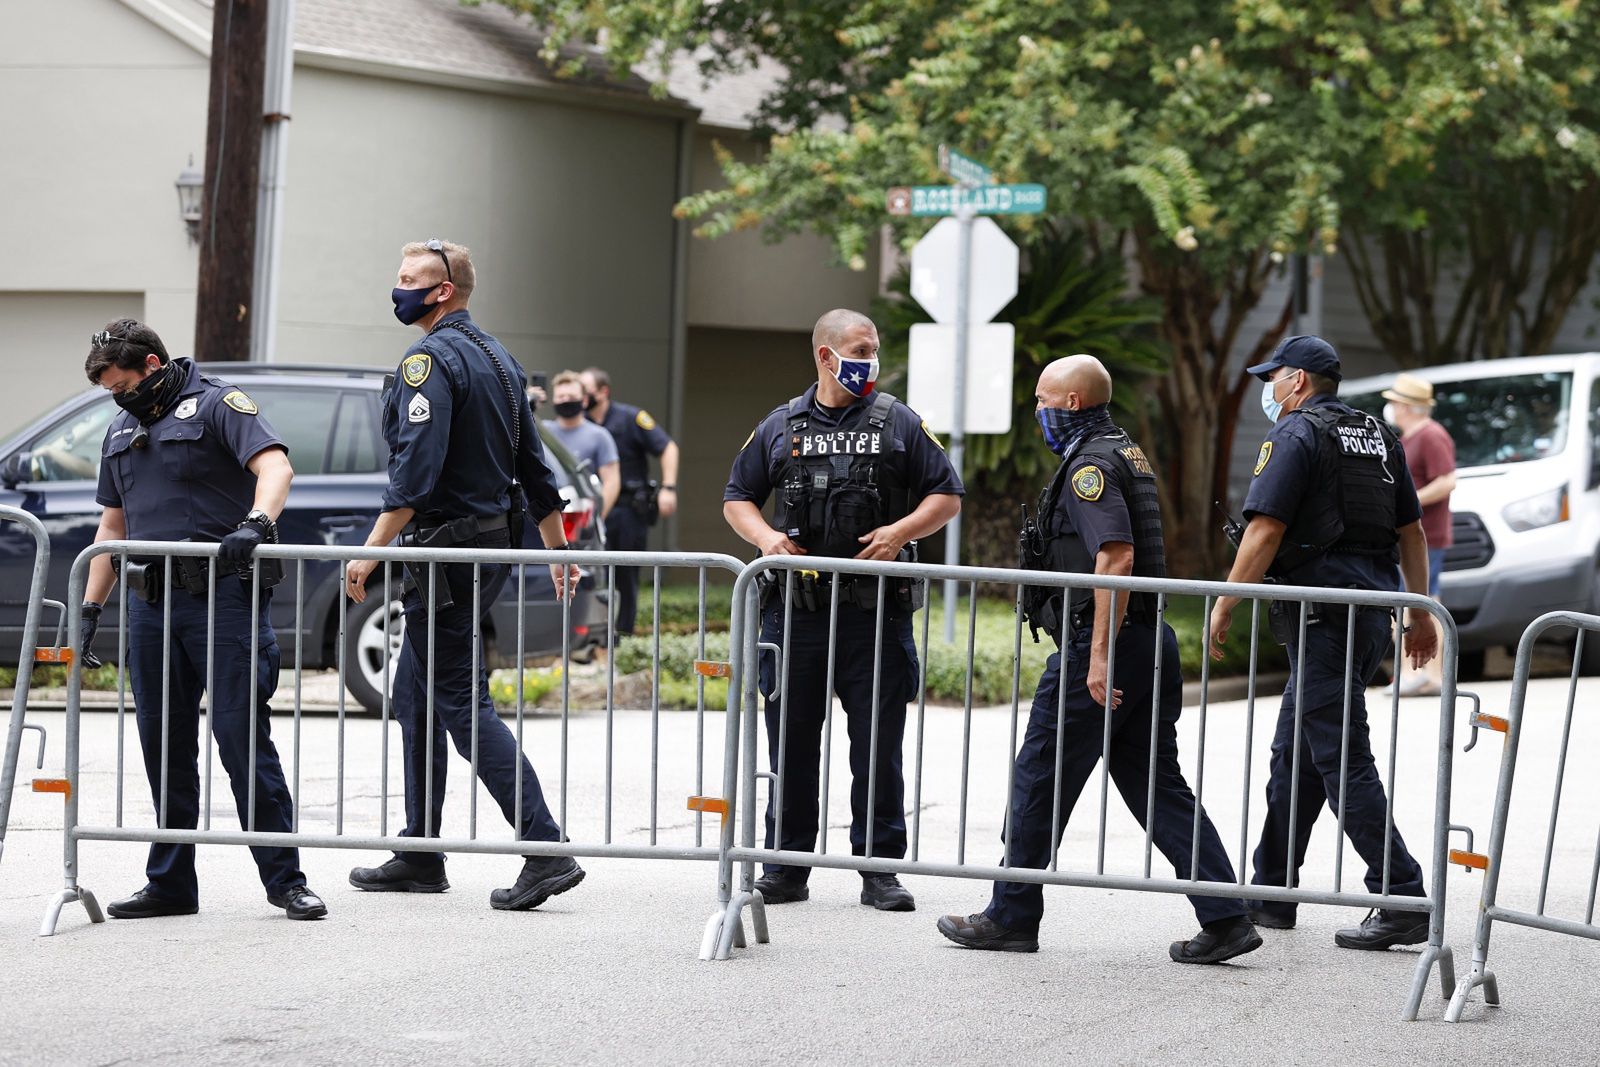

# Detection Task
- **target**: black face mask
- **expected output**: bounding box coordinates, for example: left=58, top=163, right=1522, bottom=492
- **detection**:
left=553, top=400, right=584, bottom=419
left=583, top=394, right=599, bottom=412
left=113, top=358, right=188, bottom=425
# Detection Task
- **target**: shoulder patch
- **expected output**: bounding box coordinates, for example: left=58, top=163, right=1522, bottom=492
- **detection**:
left=407, top=393, right=431, bottom=424
left=920, top=420, right=945, bottom=450
left=222, top=390, right=258, bottom=415
left=1071, top=464, right=1105, bottom=502
left=738, top=428, right=755, bottom=451
left=401, top=353, right=432, bottom=388
left=1254, top=441, right=1273, bottom=477
left=636, top=409, right=657, bottom=431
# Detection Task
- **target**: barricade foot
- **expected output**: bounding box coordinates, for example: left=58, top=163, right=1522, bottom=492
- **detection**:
left=1401, top=943, right=1452, bottom=1021
left=698, top=911, right=725, bottom=961
left=750, top=891, right=769, bottom=945
left=1444, top=964, right=1499, bottom=1023
left=39, top=886, right=102, bottom=937
left=732, top=917, right=747, bottom=949
left=711, top=890, right=770, bottom=961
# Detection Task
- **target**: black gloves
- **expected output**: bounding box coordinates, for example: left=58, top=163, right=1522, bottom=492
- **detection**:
left=79, top=602, right=103, bottom=670
left=219, top=518, right=271, bottom=567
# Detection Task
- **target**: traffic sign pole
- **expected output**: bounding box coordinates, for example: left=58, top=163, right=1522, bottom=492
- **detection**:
left=944, top=205, right=974, bottom=644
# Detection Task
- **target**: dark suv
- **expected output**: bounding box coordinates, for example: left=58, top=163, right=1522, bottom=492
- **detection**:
left=0, top=364, right=605, bottom=712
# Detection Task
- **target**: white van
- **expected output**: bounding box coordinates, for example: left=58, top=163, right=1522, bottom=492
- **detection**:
left=1342, top=354, right=1600, bottom=677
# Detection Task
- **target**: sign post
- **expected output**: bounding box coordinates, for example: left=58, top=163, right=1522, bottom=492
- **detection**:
left=894, top=147, right=1046, bottom=641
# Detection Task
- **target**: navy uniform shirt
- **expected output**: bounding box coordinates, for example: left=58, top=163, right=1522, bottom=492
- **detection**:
left=96, top=359, right=284, bottom=542
left=1244, top=393, right=1422, bottom=591
left=381, top=310, right=562, bottom=523
left=724, top=384, right=965, bottom=540
left=594, top=399, right=672, bottom=488
left=1050, top=435, right=1138, bottom=559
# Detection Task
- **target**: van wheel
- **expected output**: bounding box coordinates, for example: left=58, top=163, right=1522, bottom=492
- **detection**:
left=1579, top=631, right=1600, bottom=677
left=1456, top=649, right=1487, bottom=682
left=342, top=595, right=405, bottom=713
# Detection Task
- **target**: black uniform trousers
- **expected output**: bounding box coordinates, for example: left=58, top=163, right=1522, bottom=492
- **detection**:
left=758, top=596, right=916, bottom=880
left=603, top=502, right=647, bottom=636
left=987, top=621, right=1246, bottom=934
left=393, top=527, right=562, bottom=866
left=1249, top=606, right=1426, bottom=918
left=127, top=578, right=304, bottom=905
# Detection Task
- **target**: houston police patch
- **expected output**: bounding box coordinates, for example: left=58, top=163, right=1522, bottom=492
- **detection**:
left=1254, top=441, right=1273, bottom=476
left=636, top=409, right=657, bottom=431
left=222, top=390, right=258, bottom=415
left=1071, top=464, right=1104, bottom=502
left=920, top=420, right=945, bottom=449
left=401, top=353, right=431, bottom=388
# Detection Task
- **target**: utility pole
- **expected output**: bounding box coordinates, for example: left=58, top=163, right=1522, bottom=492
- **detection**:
left=194, top=0, right=268, bottom=362
left=251, top=0, right=296, bottom=363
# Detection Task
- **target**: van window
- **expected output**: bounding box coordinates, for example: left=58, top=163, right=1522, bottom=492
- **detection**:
left=27, top=397, right=118, bottom=482
left=1352, top=372, right=1572, bottom=468
left=329, top=392, right=382, bottom=474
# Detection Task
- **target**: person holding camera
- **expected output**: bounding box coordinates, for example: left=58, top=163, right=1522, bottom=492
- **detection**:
left=81, top=319, right=324, bottom=922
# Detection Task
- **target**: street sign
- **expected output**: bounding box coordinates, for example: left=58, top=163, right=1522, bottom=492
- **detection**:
left=908, top=323, right=1015, bottom=435
left=910, top=216, right=1020, bottom=326
left=938, top=144, right=993, bottom=186
left=885, top=183, right=1047, bottom=218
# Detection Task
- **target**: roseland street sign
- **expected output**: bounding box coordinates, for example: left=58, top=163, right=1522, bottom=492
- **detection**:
left=885, top=182, right=1047, bottom=218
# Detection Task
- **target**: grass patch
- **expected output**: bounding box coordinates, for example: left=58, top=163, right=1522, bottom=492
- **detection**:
left=0, top=664, right=124, bottom=690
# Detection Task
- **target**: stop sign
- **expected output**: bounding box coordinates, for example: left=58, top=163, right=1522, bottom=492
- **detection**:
left=909, top=216, right=1020, bottom=326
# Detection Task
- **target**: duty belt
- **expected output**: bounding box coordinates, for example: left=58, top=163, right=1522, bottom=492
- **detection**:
left=402, top=511, right=509, bottom=548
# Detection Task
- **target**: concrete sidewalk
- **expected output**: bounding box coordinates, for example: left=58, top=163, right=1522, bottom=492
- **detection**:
left=1, top=674, right=1595, bottom=1065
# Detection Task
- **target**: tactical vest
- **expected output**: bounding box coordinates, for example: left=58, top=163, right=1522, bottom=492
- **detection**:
left=770, top=391, right=911, bottom=557
left=1270, top=404, right=1400, bottom=576
left=1019, top=431, right=1166, bottom=641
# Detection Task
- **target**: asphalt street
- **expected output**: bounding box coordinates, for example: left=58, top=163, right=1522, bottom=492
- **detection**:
left=1, top=671, right=1596, bottom=1065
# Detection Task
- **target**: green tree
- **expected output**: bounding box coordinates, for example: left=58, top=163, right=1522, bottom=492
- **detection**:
left=873, top=224, right=1167, bottom=568
left=489, top=0, right=1600, bottom=570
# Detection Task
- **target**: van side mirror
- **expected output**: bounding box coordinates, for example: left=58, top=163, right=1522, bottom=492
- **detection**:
left=0, top=451, right=31, bottom=489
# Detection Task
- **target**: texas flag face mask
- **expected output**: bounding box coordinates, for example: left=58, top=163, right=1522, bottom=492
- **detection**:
left=826, top=346, right=879, bottom=398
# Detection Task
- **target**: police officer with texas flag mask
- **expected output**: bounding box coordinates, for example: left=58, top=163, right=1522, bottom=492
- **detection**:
left=1208, top=334, right=1439, bottom=951
left=723, top=308, right=962, bottom=913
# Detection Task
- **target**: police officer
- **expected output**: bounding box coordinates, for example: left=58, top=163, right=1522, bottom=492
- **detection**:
left=81, top=319, right=325, bottom=921
left=1208, top=335, right=1439, bottom=949
left=723, top=308, right=963, bottom=911
left=937, top=355, right=1259, bottom=962
left=578, top=366, right=678, bottom=635
left=345, top=239, right=586, bottom=911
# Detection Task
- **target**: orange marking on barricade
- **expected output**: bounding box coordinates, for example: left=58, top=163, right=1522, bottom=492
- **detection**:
left=693, top=660, right=731, bottom=678
left=1470, top=712, right=1510, bottom=734
left=1450, top=849, right=1489, bottom=871
left=32, top=778, right=72, bottom=801
left=34, top=648, right=72, bottom=664
left=687, top=795, right=729, bottom=816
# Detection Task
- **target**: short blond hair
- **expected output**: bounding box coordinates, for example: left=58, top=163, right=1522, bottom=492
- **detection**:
left=552, top=370, right=584, bottom=390
left=401, top=239, right=476, bottom=300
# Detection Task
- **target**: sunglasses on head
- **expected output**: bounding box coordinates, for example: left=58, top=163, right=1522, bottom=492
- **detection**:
left=425, top=238, right=452, bottom=284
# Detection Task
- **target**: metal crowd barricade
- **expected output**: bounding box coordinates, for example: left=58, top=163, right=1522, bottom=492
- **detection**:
left=39, top=539, right=742, bottom=936
left=705, top=555, right=1461, bottom=1022
left=1446, top=610, right=1600, bottom=1023
left=1, top=504, right=61, bottom=872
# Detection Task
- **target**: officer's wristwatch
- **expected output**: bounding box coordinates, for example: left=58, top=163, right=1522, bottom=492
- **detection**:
left=242, top=509, right=277, bottom=539
left=660, top=484, right=677, bottom=492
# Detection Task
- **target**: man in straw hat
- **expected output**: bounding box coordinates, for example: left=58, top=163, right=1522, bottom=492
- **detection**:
left=1382, top=374, right=1456, bottom=697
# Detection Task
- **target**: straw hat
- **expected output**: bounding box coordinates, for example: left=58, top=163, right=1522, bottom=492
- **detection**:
left=1381, top=373, right=1434, bottom=407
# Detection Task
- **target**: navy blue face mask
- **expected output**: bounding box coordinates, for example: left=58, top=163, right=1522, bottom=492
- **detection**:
left=391, top=284, right=440, bottom=325
left=1036, top=403, right=1114, bottom=456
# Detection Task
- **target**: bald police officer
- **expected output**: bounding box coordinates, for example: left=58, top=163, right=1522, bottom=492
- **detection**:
left=82, top=319, right=326, bottom=921
left=1208, top=335, right=1439, bottom=950
left=345, top=239, right=585, bottom=911
left=724, top=308, right=963, bottom=911
left=938, top=356, right=1259, bottom=962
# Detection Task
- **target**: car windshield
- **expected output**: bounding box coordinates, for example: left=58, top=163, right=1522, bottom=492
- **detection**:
left=1346, top=371, right=1573, bottom=468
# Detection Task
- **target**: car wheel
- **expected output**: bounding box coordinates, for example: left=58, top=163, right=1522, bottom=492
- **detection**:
left=1579, top=623, right=1600, bottom=677
left=343, top=594, right=405, bottom=713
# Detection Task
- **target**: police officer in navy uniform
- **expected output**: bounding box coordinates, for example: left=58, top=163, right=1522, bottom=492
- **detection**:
left=578, top=366, right=678, bottom=635
left=80, top=319, right=326, bottom=921
left=1208, top=335, right=1439, bottom=950
left=723, top=308, right=963, bottom=912
left=345, top=240, right=586, bottom=911
left=938, top=355, right=1260, bottom=962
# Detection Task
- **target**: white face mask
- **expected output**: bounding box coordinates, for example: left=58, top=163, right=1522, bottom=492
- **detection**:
left=1261, top=374, right=1290, bottom=423
left=1382, top=402, right=1399, bottom=427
